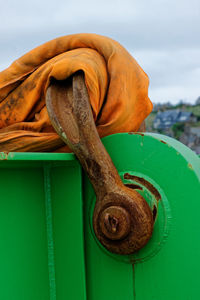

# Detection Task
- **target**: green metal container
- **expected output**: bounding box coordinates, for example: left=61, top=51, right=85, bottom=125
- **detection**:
left=0, top=133, right=199, bottom=299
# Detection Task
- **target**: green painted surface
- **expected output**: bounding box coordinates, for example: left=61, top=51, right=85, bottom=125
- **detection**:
left=50, top=165, right=86, bottom=300
left=0, top=167, right=50, bottom=299
left=0, top=133, right=199, bottom=299
left=83, top=174, right=135, bottom=300
left=0, top=157, right=86, bottom=300
left=100, top=133, right=200, bottom=299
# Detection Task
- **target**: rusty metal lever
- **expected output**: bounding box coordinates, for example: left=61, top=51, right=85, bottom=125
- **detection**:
left=46, top=72, right=153, bottom=255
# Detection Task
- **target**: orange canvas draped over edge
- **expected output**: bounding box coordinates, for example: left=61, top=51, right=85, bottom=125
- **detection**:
left=0, top=33, right=153, bottom=152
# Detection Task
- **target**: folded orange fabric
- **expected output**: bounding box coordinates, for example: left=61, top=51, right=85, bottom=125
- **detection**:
left=0, top=33, right=152, bottom=152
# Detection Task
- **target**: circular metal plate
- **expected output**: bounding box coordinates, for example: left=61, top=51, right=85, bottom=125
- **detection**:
left=89, top=132, right=200, bottom=264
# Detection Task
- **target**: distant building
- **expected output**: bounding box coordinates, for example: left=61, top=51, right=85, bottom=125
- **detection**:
left=153, top=109, right=197, bottom=129
left=152, top=102, right=173, bottom=112
left=195, top=96, right=200, bottom=105
left=190, top=127, right=200, bottom=137
left=179, top=126, right=200, bottom=155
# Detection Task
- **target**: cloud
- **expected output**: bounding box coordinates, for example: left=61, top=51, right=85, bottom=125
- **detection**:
left=0, top=0, right=200, bottom=103
left=133, top=48, right=200, bottom=103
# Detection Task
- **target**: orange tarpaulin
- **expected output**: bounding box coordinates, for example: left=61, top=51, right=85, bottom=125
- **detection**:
left=0, top=33, right=152, bottom=152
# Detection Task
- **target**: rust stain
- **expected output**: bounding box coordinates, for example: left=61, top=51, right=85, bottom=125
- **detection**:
left=124, top=173, right=161, bottom=201
left=125, top=183, right=143, bottom=190
left=0, top=151, right=9, bottom=160
left=152, top=205, right=157, bottom=222
left=188, top=163, right=193, bottom=170
left=128, top=132, right=144, bottom=136
left=160, top=140, right=167, bottom=144
left=134, top=132, right=144, bottom=136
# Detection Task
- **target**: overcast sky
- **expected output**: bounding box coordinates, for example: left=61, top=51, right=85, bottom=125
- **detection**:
left=0, top=0, right=200, bottom=104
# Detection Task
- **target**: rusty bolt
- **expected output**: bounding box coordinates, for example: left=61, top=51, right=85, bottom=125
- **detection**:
left=93, top=189, right=153, bottom=255
left=99, top=206, right=131, bottom=240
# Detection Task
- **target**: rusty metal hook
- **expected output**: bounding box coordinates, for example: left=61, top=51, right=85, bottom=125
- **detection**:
left=46, top=72, right=153, bottom=255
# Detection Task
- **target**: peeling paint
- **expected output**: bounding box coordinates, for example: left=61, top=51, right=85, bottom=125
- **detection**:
left=188, top=163, right=193, bottom=170
left=124, top=173, right=161, bottom=201
left=160, top=140, right=167, bottom=144
left=0, top=152, right=9, bottom=160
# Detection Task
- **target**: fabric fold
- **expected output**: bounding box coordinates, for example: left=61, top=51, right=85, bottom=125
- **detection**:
left=0, top=33, right=152, bottom=152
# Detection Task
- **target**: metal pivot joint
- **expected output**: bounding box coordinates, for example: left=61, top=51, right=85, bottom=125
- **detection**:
left=46, top=72, right=154, bottom=255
